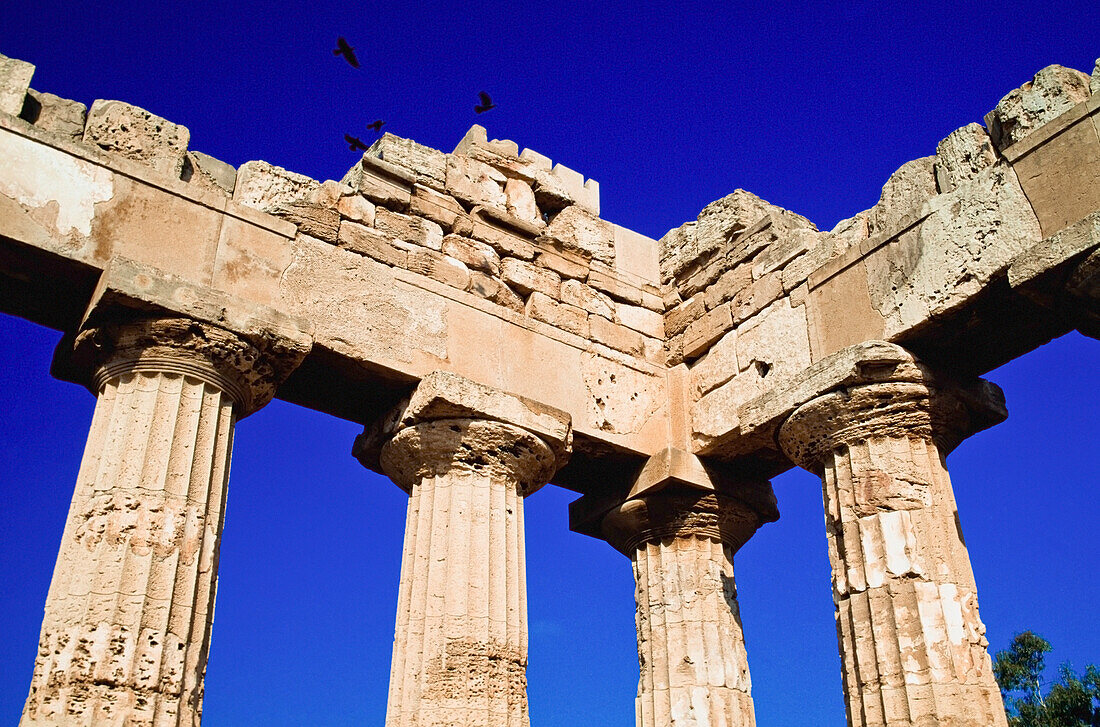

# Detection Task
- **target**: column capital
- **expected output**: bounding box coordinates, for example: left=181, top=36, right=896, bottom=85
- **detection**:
left=601, top=490, right=765, bottom=557
left=354, top=370, right=572, bottom=494
left=52, top=257, right=312, bottom=416
left=778, top=349, right=1006, bottom=472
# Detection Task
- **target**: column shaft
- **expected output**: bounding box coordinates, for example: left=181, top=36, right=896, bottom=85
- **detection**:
left=634, top=535, right=754, bottom=727
left=780, top=379, right=1008, bottom=727
left=379, top=417, right=558, bottom=727
left=22, top=370, right=235, bottom=727
left=387, top=468, right=528, bottom=726
left=821, top=435, right=1006, bottom=727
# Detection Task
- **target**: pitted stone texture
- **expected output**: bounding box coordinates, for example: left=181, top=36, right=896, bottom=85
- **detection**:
left=20, top=89, right=87, bottom=140
left=183, top=151, right=236, bottom=195
left=867, top=156, right=937, bottom=236
left=779, top=381, right=1007, bottom=727
left=603, top=493, right=762, bottom=727
left=83, top=100, right=190, bottom=177
left=541, top=205, right=615, bottom=265
left=934, top=124, right=997, bottom=194
left=985, top=64, right=1092, bottom=151
left=380, top=419, right=550, bottom=727
left=233, top=160, right=320, bottom=213
left=21, top=366, right=236, bottom=726
left=1092, top=58, right=1100, bottom=96
left=0, top=53, right=34, bottom=116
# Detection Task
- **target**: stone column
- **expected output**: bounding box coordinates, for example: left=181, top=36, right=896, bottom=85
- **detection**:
left=601, top=490, right=766, bottom=727
left=354, top=371, right=572, bottom=727
left=778, top=373, right=1008, bottom=727
left=22, top=316, right=305, bottom=727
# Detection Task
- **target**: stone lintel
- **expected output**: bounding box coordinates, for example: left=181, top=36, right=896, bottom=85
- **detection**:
left=52, top=257, right=313, bottom=412
left=355, top=369, right=573, bottom=476
left=567, top=446, right=777, bottom=542
left=722, top=341, right=1006, bottom=463
left=1008, top=211, right=1100, bottom=336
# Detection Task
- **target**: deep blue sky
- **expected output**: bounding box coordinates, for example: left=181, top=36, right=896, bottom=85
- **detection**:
left=1, top=3, right=1098, bottom=725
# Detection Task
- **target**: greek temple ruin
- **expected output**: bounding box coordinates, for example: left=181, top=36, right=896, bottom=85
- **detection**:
left=2, top=47, right=1099, bottom=726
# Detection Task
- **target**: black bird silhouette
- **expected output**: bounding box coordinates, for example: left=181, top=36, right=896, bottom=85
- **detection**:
left=474, top=91, right=496, bottom=114
left=367, top=119, right=386, bottom=134
left=333, top=37, right=359, bottom=68
left=344, top=134, right=368, bottom=151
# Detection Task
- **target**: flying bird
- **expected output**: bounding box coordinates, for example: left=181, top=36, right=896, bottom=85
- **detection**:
left=367, top=119, right=386, bottom=134
left=474, top=91, right=496, bottom=114
left=333, top=37, right=359, bottom=68
left=344, top=134, right=368, bottom=151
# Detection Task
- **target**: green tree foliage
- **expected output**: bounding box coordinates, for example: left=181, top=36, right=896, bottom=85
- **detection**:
left=993, top=631, right=1100, bottom=727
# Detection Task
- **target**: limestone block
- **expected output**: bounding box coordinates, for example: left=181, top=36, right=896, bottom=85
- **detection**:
left=703, top=264, right=753, bottom=310
left=1092, top=58, right=1100, bottom=96
left=751, top=226, right=818, bottom=280
left=589, top=314, right=645, bottom=357
left=683, top=303, right=732, bottom=359
left=689, top=329, right=738, bottom=399
left=781, top=231, right=853, bottom=292
left=337, top=191, right=376, bottom=225
left=395, top=370, right=572, bottom=457
left=338, top=220, right=408, bottom=267
left=19, top=88, right=86, bottom=139
left=278, top=203, right=340, bottom=243
left=532, top=166, right=575, bottom=211
left=730, top=270, right=783, bottom=324
left=451, top=123, right=489, bottom=154
left=460, top=216, right=537, bottom=260
left=935, top=123, right=997, bottom=193
left=502, top=257, right=561, bottom=298
left=376, top=206, right=444, bottom=251
left=341, top=157, right=413, bottom=210
left=561, top=279, right=616, bottom=320
left=870, top=162, right=1042, bottom=334
left=441, top=233, right=500, bottom=275
left=406, top=246, right=470, bottom=290
left=468, top=271, right=524, bottom=312
left=0, top=53, right=34, bottom=116
left=519, top=147, right=552, bottom=171
left=735, top=299, right=811, bottom=386
left=691, top=379, right=742, bottom=446
left=505, top=177, right=539, bottom=222
left=867, top=156, right=937, bottom=236
left=408, top=184, right=463, bottom=231
left=985, top=64, right=1092, bottom=151
left=615, top=301, right=664, bottom=338
left=526, top=291, right=589, bottom=336
left=587, top=263, right=644, bottom=305
left=183, top=150, right=237, bottom=194
left=543, top=205, right=615, bottom=265
left=612, top=224, right=660, bottom=283
left=366, top=133, right=446, bottom=187
left=536, top=248, right=590, bottom=280
left=445, top=153, right=507, bottom=208
left=235, top=159, right=320, bottom=213
left=664, top=294, right=706, bottom=336
left=83, top=99, right=190, bottom=177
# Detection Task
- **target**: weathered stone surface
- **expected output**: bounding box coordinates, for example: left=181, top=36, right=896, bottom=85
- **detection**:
left=986, top=64, right=1092, bottom=150
left=587, top=263, right=644, bottom=305
left=446, top=153, right=507, bottom=208
left=235, top=159, right=320, bottom=212
left=376, top=206, right=444, bottom=251
left=542, top=205, right=614, bottom=265
left=683, top=303, right=732, bottom=359
left=467, top=270, right=525, bottom=312
left=339, top=220, right=408, bottom=267
left=1092, top=58, right=1100, bottom=96
left=83, top=99, right=190, bottom=177
left=184, top=150, right=237, bottom=194
left=614, top=301, right=664, bottom=338
left=526, top=291, right=588, bottom=337
left=561, top=279, right=616, bottom=320
left=406, top=246, right=470, bottom=290
left=505, top=177, right=538, bottom=222
left=19, top=88, right=86, bottom=139
left=367, top=133, right=447, bottom=187
left=441, top=233, right=500, bottom=275
left=536, top=247, right=590, bottom=280
left=867, top=156, right=937, bottom=236
left=501, top=257, right=561, bottom=298
left=690, top=329, right=738, bottom=399
left=935, top=123, right=997, bottom=193
left=338, top=191, right=377, bottom=225
left=342, top=157, right=413, bottom=210
left=0, top=53, right=34, bottom=116
left=589, top=314, right=645, bottom=357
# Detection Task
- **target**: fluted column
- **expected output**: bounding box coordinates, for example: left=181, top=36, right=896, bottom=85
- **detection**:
left=602, top=491, right=765, bottom=727
left=778, top=377, right=1008, bottom=727
left=356, top=371, right=572, bottom=727
left=22, top=317, right=290, bottom=727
